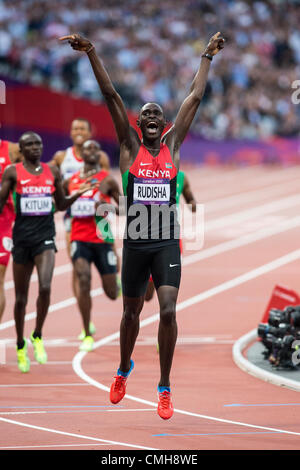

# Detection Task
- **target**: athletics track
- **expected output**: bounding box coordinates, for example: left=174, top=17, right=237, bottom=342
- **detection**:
left=1, top=164, right=300, bottom=451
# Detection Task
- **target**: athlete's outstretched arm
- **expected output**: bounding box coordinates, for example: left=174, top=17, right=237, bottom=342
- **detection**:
left=50, top=165, right=98, bottom=211
left=59, top=34, right=132, bottom=149
left=182, top=174, right=197, bottom=212
left=165, top=32, right=225, bottom=149
left=0, top=166, right=16, bottom=213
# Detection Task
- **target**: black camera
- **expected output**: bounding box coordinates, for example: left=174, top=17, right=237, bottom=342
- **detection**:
left=257, top=305, right=300, bottom=369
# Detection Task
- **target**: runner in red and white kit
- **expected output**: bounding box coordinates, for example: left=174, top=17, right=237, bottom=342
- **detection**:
left=66, top=140, right=121, bottom=351
left=0, top=138, right=22, bottom=323
left=49, top=118, right=110, bottom=302
left=0, top=132, right=97, bottom=373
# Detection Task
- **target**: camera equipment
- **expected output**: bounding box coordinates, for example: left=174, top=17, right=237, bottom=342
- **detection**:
left=257, top=305, right=300, bottom=369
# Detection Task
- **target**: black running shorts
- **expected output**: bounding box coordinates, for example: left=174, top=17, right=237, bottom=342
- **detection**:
left=71, top=240, right=117, bottom=276
left=122, top=241, right=181, bottom=297
left=12, top=238, right=57, bottom=264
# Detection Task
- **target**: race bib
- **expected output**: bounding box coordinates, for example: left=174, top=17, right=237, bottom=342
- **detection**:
left=133, top=178, right=170, bottom=205
left=71, top=198, right=95, bottom=218
left=20, top=195, right=53, bottom=216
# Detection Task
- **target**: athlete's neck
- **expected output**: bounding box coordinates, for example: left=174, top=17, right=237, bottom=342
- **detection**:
left=23, top=159, right=42, bottom=173
left=73, top=145, right=83, bottom=160
left=82, top=163, right=100, bottom=177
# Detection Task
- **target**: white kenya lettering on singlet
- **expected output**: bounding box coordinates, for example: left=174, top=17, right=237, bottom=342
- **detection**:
left=138, top=168, right=171, bottom=178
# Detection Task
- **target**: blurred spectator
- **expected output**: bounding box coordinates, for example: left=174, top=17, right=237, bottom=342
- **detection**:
left=0, top=0, right=299, bottom=139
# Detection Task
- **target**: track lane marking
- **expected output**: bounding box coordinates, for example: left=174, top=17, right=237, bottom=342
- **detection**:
left=73, top=248, right=300, bottom=438
left=0, top=417, right=158, bottom=450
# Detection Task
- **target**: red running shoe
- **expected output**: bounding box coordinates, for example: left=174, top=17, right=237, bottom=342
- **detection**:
left=110, top=375, right=127, bottom=404
left=157, top=390, right=174, bottom=420
left=110, top=359, right=134, bottom=404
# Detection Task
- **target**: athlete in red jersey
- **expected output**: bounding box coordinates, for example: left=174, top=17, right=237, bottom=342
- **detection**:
left=66, top=139, right=121, bottom=351
left=61, top=32, right=225, bottom=419
left=49, top=118, right=111, bottom=302
left=0, top=138, right=22, bottom=323
left=0, top=132, right=96, bottom=373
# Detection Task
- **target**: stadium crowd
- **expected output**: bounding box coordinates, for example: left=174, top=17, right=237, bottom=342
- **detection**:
left=0, top=0, right=299, bottom=139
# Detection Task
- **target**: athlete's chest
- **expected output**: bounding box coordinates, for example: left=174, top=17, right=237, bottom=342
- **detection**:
left=127, top=145, right=177, bottom=205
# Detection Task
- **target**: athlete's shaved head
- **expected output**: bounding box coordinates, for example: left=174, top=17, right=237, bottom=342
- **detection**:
left=139, top=102, right=164, bottom=119
left=19, top=132, right=43, bottom=161
left=19, top=131, right=42, bottom=146
left=83, top=139, right=101, bottom=150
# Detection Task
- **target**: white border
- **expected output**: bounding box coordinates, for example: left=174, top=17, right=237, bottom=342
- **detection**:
left=232, top=329, right=300, bottom=392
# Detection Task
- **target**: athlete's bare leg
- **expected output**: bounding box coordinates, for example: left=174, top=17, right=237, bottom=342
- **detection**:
left=33, top=249, right=55, bottom=337
left=0, top=264, right=7, bottom=323
left=66, top=231, right=80, bottom=300
left=156, top=285, right=178, bottom=387
left=73, top=257, right=92, bottom=336
left=13, top=261, right=34, bottom=345
left=119, top=296, right=144, bottom=372
left=145, top=279, right=155, bottom=302
left=102, top=273, right=119, bottom=300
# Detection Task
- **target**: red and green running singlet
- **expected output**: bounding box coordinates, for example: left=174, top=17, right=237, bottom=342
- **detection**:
left=68, top=170, right=114, bottom=244
left=13, top=162, right=56, bottom=246
left=122, top=143, right=179, bottom=245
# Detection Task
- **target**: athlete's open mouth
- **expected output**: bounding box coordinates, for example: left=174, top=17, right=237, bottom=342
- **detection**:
left=146, top=122, right=159, bottom=133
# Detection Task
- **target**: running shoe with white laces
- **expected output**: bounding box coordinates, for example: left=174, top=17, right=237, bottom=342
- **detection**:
left=157, top=387, right=174, bottom=420
left=30, top=332, right=47, bottom=364
left=110, top=359, right=134, bottom=404
left=16, top=339, right=30, bottom=373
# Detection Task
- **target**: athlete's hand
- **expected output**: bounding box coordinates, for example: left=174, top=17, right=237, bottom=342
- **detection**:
left=59, top=34, right=93, bottom=52
left=77, top=180, right=99, bottom=196
left=204, top=32, right=225, bottom=56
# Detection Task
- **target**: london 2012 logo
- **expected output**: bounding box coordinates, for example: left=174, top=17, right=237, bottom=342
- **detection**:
left=0, top=80, right=6, bottom=104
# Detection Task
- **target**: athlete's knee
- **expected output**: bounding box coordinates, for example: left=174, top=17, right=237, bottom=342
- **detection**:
left=77, top=271, right=91, bottom=292
left=38, top=282, right=51, bottom=298
left=123, top=303, right=143, bottom=323
left=15, top=294, right=28, bottom=310
left=160, top=304, right=176, bottom=326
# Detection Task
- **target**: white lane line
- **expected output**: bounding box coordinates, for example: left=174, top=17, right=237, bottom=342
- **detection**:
left=5, top=187, right=300, bottom=291
left=2, top=210, right=300, bottom=333
left=0, top=412, right=46, bottom=415
left=0, top=444, right=108, bottom=449
left=0, top=383, right=91, bottom=388
left=3, top=214, right=300, bottom=334
left=0, top=443, right=109, bottom=449
left=73, top=248, right=300, bottom=438
left=0, top=417, right=158, bottom=450
left=0, top=287, right=103, bottom=331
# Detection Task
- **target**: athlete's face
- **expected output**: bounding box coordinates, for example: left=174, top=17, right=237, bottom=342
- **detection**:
left=19, top=133, right=43, bottom=161
left=137, top=103, right=166, bottom=140
left=70, top=120, right=91, bottom=146
left=82, top=140, right=101, bottom=165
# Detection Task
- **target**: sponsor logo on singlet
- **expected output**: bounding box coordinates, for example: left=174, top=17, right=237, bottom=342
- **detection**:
left=133, top=177, right=170, bottom=205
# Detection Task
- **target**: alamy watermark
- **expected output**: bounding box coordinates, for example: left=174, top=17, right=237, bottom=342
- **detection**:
left=95, top=196, right=205, bottom=251
left=291, top=80, right=300, bottom=105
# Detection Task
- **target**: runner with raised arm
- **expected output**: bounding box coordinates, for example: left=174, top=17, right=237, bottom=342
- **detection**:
left=60, top=32, right=225, bottom=419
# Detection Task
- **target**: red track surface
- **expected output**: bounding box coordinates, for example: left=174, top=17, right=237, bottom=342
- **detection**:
left=2, top=164, right=300, bottom=450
